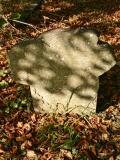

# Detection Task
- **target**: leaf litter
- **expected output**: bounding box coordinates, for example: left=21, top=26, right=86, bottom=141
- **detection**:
left=0, top=0, right=120, bottom=159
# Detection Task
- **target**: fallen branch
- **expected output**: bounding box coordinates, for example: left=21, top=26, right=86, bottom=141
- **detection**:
left=11, top=19, right=40, bottom=33
left=0, top=14, right=40, bottom=33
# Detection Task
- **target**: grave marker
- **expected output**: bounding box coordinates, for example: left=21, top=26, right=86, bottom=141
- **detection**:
left=8, top=28, right=116, bottom=114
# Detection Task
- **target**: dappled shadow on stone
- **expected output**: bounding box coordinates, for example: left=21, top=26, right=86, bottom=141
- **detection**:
left=97, top=65, right=120, bottom=113
left=8, top=28, right=116, bottom=114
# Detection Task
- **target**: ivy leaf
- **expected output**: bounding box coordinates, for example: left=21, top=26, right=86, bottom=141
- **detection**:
left=0, top=80, right=9, bottom=88
left=10, top=102, right=18, bottom=108
left=60, top=139, right=73, bottom=150
left=0, top=69, right=9, bottom=77
left=5, top=107, right=10, bottom=113
left=0, top=70, right=6, bottom=77
left=0, top=18, right=8, bottom=27
left=11, top=13, right=21, bottom=20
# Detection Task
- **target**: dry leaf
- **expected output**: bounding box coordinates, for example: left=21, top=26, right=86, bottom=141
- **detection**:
left=17, top=121, right=23, bottom=128
left=60, top=149, right=73, bottom=159
left=89, top=116, right=100, bottom=125
left=0, top=149, right=4, bottom=153
left=21, top=140, right=32, bottom=150
left=91, top=145, right=96, bottom=156
left=26, top=150, right=37, bottom=159
left=23, top=123, right=31, bottom=132
left=31, top=114, right=36, bottom=122
left=12, top=145, right=17, bottom=154
left=102, top=133, right=108, bottom=140
left=16, top=136, right=25, bottom=142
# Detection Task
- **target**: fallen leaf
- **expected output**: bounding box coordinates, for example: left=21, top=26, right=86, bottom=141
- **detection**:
left=23, top=123, right=31, bottom=133
left=17, top=121, right=23, bottom=128
left=26, top=150, right=37, bottom=159
left=102, top=133, right=108, bottom=140
left=0, top=149, right=4, bottom=153
left=16, top=136, right=25, bottom=142
left=60, top=149, right=73, bottom=159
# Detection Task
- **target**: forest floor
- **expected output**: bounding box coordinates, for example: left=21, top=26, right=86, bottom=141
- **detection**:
left=0, top=0, right=120, bottom=159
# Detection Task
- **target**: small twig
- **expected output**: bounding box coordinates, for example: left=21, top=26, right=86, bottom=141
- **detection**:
left=10, top=110, right=20, bottom=122
left=67, top=105, right=80, bottom=113
left=83, top=116, right=93, bottom=128
left=11, top=19, right=40, bottom=32
left=65, top=90, right=74, bottom=112
left=0, top=14, right=40, bottom=33
left=82, top=96, right=97, bottom=113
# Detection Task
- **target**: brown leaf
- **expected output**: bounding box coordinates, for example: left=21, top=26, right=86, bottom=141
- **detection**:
left=11, top=145, right=17, bottom=154
left=113, top=135, right=120, bottom=142
left=109, top=156, right=114, bottom=160
left=89, top=116, right=100, bottom=125
left=102, top=133, right=109, bottom=140
left=21, top=140, right=32, bottom=150
left=81, top=139, right=89, bottom=150
left=17, top=121, right=23, bottom=128
left=0, top=149, right=4, bottom=153
left=31, top=114, right=36, bottom=122
left=60, top=149, right=73, bottom=159
left=25, top=133, right=32, bottom=139
left=91, top=144, right=96, bottom=156
left=26, top=150, right=37, bottom=159
left=16, top=136, right=25, bottom=142
left=101, top=119, right=112, bottom=126
left=23, top=123, right=31, bottom=133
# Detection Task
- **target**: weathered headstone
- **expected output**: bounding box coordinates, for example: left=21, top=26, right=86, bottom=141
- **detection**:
left=8, top=28, right=116, bottom=114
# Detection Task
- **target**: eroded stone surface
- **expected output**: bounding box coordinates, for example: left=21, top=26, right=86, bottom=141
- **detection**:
left=8, top=28, right=116, bottom=114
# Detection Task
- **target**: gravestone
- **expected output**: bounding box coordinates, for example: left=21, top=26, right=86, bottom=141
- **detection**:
left=8, top=28, right=116, bottom=114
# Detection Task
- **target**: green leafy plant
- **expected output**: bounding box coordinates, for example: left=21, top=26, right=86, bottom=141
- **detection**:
left=11, top=13, right=21, bottom=20
left=60, top=125, right=80, bottom=151
left=0, top=17, right=8, bottom=27
left=0, top=80, right=9, bottom=88
left=0, top=70, right=10, bottom=77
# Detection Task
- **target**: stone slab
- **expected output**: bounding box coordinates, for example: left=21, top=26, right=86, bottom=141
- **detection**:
left=8, top=28, right=116, bottom=114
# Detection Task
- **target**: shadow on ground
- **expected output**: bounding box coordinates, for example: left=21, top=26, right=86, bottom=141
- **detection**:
left=97, top=64, right=120, bottom=112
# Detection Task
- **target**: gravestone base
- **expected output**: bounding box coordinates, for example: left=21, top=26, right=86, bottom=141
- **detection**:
left=30, top=84, right=97, bottom=115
